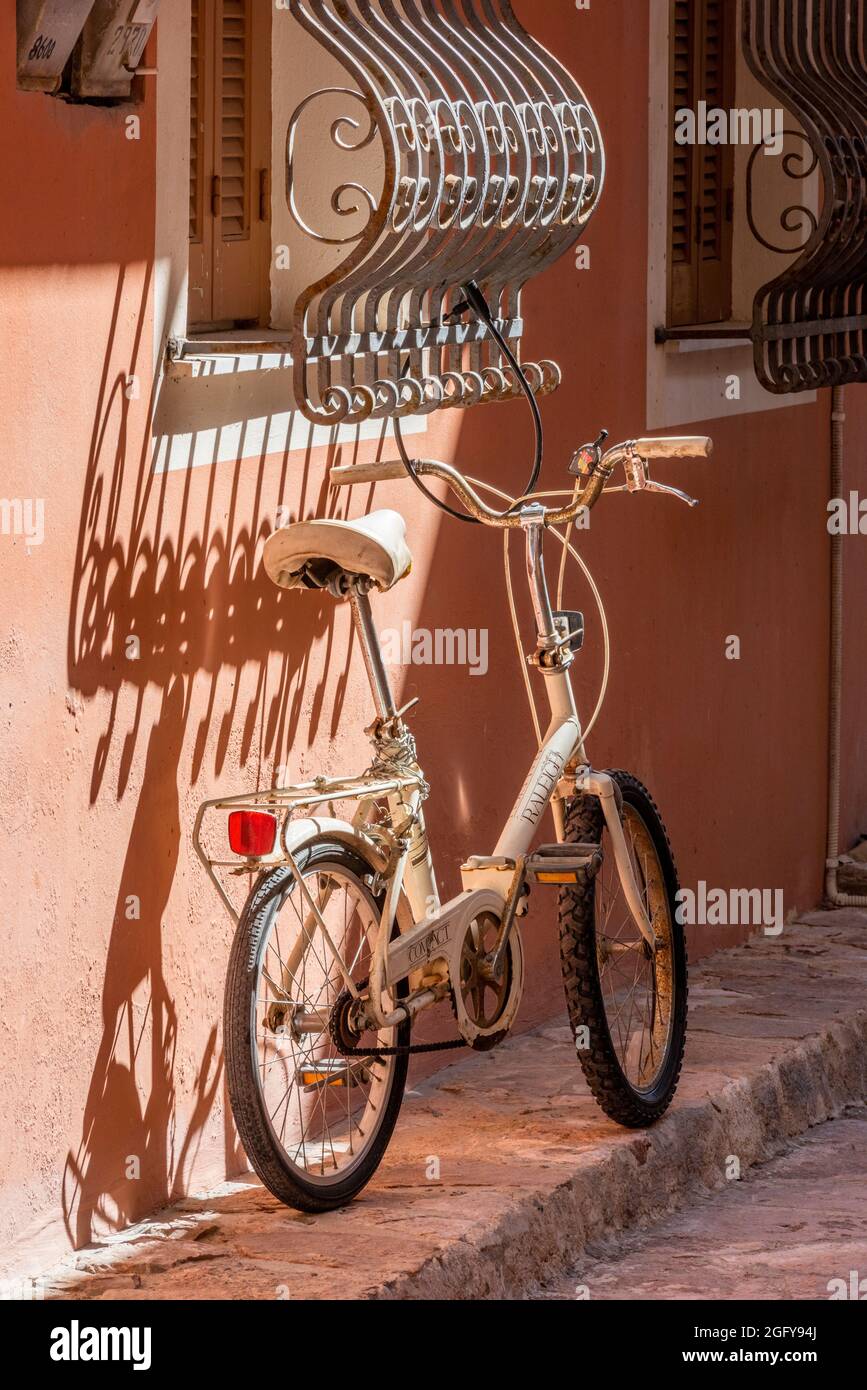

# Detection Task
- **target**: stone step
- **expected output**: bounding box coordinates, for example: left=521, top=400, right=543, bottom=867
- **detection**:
left=10, top=912, right=867, bottom=1302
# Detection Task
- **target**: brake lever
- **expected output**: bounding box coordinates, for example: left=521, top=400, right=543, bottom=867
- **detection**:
left=621, top=451, right=699, bottom=507
left=644, top=480, right=700, bottom=508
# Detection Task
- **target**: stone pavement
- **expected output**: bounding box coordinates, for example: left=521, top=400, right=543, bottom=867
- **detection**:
left=19, top=912, right=867, bottom=1300
left=532, top=1107, right=867, bottom=1300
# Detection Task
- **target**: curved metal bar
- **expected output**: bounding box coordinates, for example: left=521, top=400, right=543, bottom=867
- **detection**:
left=285, top=0, right=604, bottom=422
left=743, top=0, right=867, bottom=394
left=746, top=130, right=819, bottom=254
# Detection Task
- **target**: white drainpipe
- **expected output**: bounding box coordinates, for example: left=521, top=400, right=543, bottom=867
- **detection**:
left=825, top=385, right=867, bottom=907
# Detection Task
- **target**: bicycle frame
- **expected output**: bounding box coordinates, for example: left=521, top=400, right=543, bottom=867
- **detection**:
left=372, top=508, right=657, bottom=1025
left=194, top=506, right=656, bottom=1039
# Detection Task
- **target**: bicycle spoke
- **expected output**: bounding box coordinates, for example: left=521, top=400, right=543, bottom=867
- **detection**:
left=594, top=805, right=675, bottom=1093
left=251, top=858, right=400, bottom=1185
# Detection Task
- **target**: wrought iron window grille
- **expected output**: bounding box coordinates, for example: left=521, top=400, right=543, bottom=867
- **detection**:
left=742, top=0, right=867, bottom=394
left=282, top=0, right=604, bottom=425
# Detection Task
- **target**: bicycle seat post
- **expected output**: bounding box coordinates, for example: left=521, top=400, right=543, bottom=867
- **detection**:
left=348, top=580, right=398, bottom=724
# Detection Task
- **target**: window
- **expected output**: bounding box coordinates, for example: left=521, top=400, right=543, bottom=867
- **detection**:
left=667, top=0, right=736, bottom=327
left=188, top=0, right=271, bottom=330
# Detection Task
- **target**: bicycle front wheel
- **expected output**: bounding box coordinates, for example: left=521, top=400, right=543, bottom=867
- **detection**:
left=559, top=771, right=688, bottom=1127
left=224, top=839, right=409, bottom=1212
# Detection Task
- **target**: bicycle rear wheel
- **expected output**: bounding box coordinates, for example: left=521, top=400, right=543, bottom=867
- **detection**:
left=224, top=839, right=409, bottom=1212
left=558, top=771, right=688, bottom=1126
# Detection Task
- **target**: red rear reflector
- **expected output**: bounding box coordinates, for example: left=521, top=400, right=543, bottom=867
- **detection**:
left=228, top=811, right=277, bottom=858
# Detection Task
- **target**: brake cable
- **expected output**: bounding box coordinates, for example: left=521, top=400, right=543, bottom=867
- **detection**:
left=393, top=280, right=544, bottom=525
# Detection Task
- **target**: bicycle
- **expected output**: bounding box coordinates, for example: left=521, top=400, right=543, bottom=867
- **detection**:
left=194, top=396, right=712, bottom=1212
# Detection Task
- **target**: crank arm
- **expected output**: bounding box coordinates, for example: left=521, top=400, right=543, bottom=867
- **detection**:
left=489, top=857, right=529, bottom=980
left=577, top=771, right=658, bottom=952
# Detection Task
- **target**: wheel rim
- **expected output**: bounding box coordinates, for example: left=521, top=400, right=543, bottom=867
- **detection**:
left=250, top=860, right=400, bottom=1187
left=594, top=807, right=675, bottom=1094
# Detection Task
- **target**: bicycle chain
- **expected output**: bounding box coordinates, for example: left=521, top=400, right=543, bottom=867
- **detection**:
left=329, top=982, right=467, bottom=1059
left=341, top=1038, right=467, bottom=1058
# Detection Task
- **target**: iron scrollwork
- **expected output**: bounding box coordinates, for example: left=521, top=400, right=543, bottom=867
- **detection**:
left=743, top=0, right=867, bottom=395
left=285, top=0, right=604, bottom=425
left=746, top=129, right=820, bottom=254
left=287, top=88, right=381, bottom=246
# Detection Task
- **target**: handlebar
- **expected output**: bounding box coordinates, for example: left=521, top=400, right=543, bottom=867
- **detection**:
left=329, top=434, right=713, bottom=529
left=632, top=436, right=713, bottom=460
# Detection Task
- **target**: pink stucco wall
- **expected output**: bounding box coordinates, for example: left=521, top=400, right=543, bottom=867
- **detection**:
left=0, top=2, right=864, bottom=1272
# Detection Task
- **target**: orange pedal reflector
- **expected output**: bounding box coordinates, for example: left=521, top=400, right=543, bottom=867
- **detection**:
left=299, top=1069, right=347, bottom=1088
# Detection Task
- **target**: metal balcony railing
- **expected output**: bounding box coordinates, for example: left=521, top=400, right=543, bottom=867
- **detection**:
left=743, top=0, right=867, bottom=394
left=284, top=0, right=604, bottom=425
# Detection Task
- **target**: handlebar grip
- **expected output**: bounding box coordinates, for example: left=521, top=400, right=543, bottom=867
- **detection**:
left=633, top=436, right=713, bottom=460
left=330, top=459, right=408, bottom=487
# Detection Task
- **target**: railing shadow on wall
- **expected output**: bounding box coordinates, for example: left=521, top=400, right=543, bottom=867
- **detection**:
left=60, top=260, right=399, bottom=1249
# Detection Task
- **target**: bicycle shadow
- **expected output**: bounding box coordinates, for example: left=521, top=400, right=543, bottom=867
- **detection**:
left=59, top=255, right=607, bottom=1245
left=60, top=260, right=378, bottom=1248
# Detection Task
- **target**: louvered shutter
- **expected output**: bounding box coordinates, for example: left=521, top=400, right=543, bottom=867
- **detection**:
left=188, top=0, right=270, bottom=330
left=190, top=0, right=204, bottom=243
left=667, top=0, right=735, bottom=327
left=188, top=0, right=214, bottom=326
left=219, top=0, right=250, bottom=241
left=668, top=0, right=695, bottom=324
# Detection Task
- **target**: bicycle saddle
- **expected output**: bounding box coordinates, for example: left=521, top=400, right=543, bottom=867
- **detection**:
left=263, top=509, right=412, bottom=594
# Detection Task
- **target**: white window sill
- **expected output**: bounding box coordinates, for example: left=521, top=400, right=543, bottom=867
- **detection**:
left=153, top=331, right=427, bottom=473
left=166, top=330, right=296, bottom=379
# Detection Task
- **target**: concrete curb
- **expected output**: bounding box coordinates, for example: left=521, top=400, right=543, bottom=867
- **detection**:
left=375, top=1010, right=867, bottom=1299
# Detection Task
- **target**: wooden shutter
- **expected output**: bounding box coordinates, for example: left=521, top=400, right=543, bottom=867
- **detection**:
left=667, top=0, right=735, bottom=327
left=670, top=0, right=693, bottom=288
left=188, top=0, right=271, bottom=331
left=190, top=0, right=204, bottom=242
left=188, top=0, right=210, bottom=325
left=218, top=0, right=249, bottom=241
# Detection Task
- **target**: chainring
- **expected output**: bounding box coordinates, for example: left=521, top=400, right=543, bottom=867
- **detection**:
left=451, top=911, right=524, bottom=1052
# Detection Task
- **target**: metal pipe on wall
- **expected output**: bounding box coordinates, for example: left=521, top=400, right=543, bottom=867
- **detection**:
left=825, top=385, right=867, bottom=908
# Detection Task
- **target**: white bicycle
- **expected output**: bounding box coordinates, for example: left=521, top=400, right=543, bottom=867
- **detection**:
left=193, top=273, right=716, bottom=1206
left=194, top=289, right=712, bottom=1211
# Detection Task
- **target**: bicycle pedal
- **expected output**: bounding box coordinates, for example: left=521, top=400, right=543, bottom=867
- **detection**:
left=296, top=1060, right=369, bottom=1092
left=525, top=843, right=601, bottom=885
